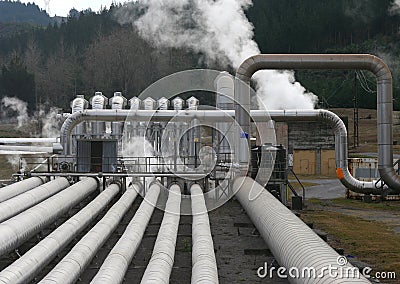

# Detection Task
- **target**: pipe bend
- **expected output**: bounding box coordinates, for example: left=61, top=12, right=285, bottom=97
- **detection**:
left=236, top=54, right=400, bottom=193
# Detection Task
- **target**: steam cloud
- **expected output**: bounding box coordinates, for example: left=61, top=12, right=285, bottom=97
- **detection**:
left=1, top=96, right=61, bottom=137
left=1, top=96, right=61, bottom=171
left=116, top=0, right=317, bottom=110
left=121, top=135, right=157, bottom=187
left=389, top=0, right=400, bottom=15
left=1, top=97, right=29, bottom=128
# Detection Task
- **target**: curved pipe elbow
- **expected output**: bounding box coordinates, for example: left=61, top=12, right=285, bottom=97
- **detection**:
left=236, top=54, right=400, bottom=193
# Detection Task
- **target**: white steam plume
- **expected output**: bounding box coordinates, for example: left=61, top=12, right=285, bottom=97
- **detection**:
left=36, top=106, right=61, bottom=138
left=122, top=135, right=157, bottom=187
left=389, top=0, right=400, bottom=15
left=1, top=97, right=61, bottom=173
left=1, top=97, right=28, bottom=128
left=116, top=0, right=317, bottom=110
left=1, top=96, right=61, bottom=137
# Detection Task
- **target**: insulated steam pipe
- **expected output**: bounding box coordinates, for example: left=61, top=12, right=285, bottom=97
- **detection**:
left=268, top=109, right=382, bottom=194
left=71, top=95, right=88, bottom=136
left=0, top=182, right=122, bottom=284
left=140, top=184, right=181, bottom=284
left=90, top=183, right=161, bottom=284
left=40, top=183, right=141, bottom=284
left=0, top=177, right=70, bottom=223
left=234, top=177, right=370, bottom=284
left=236, top=54, right=400, bottom=192
left=0, top=138, right=58, bottom=144
left=0, top=177, right=44, bottom=203
left=0, top=177, right=98, bottom=256
left=191, top=184, right=218, bottom=284
left=60, top=109, right=380, bottom=194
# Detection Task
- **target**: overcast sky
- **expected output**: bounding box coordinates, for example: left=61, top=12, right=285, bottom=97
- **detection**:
left=19, top=0, right=127, bottom=17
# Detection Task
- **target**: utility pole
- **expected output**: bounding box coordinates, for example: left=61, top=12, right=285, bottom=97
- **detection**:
left=353, top=72, right=359, bottom=148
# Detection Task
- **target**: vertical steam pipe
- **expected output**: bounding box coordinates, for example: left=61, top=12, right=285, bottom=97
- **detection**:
left=191, top=184, right=218, bottom=283
left=215, top=72, right=234, bottom=159
left=140, top=184, right=181, bottom=283
left=110, top=92, right=127, bottom=138
left=172, top=97, right=185, bottom=171
left=90, top=92, right=108, bottom=136
left=128, top=96, right=142, bottom=138
left=90, top=183, right=161, bottom=284
left=187, top=97, right=200, bottom=168
left=71, top=95, right=88, bottom=137
left=143, top=97, right=156, bottom=142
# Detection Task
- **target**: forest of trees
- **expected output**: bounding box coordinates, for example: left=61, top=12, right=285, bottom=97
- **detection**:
left=1, top=0, right=400, bottom=112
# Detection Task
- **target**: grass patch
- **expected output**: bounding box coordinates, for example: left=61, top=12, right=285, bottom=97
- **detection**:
left=0, top=123, right=29, bottom=138
left=0, top=156, right=15, bottom=180
left=331, top=198, right=400, bottom=212
left=308, top=198, right=400, bottom=212
left=301, top=210, right=400, bottom=273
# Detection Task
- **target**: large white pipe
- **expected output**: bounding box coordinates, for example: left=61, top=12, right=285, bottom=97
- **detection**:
left=0, top=145, right=53, bottom=153
left=234, top=177, right=370, bottom=284
left=216, top=72, right=234, bottom=156
left=0, top=177, right=69, bottom=223
left=0, top=177, right=44, bottom=203
left=0, top=177, right=98, bottom=256
left=39, top=183, right=141, bottom=284
left=140, top=184, right=181, bottom=284
left=190, top=184, right=218, bottom=284
left=0, top=182, right=122, bottom=284
left=0, top=138, right=58, bottom=144
left=90, top=183, right=161, bottom=284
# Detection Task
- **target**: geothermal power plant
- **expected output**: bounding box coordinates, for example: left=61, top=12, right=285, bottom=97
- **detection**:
left=0, top=54, right=398, bottom=283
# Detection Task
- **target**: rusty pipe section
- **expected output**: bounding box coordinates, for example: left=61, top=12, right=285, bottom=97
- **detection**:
left=235, top=54, right=399, bottom=192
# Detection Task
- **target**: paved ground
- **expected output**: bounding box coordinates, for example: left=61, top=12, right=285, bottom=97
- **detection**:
left=290, top=178, right=347, bottom=200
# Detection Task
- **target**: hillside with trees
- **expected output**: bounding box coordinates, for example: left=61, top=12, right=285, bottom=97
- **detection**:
left=1, top=0, right=400, bottom=112
left=0, top=1, right=51, bottom=25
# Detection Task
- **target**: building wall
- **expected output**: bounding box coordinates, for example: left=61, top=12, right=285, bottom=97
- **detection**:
left=293, top=149, right=336, bottom=176
left=288, top=121, right=338, bottom=150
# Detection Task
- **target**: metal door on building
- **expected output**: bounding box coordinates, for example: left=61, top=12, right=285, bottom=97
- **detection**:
left=300, top=159, right=310, bottom=175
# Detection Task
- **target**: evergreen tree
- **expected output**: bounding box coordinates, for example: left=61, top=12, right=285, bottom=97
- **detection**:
left=1, top=54, right=36, bottom=112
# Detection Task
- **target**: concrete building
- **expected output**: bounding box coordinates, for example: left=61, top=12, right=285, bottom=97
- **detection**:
left=275, top=117, right=348, bottom=177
